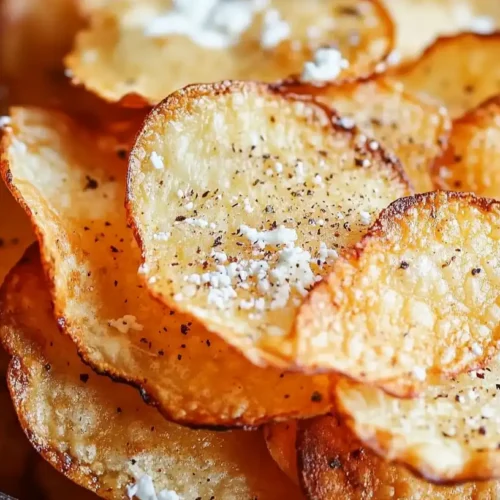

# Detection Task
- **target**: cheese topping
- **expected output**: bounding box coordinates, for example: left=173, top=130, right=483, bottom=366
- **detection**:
left=260, top=8, right=290, bottom=49
left=109, top=315, right=144, bottom=333
left=127, top=475, right=179, bottom=500
left=301, top=47, right=349, bottom=83
left=143, top=0, right=269, bottom=49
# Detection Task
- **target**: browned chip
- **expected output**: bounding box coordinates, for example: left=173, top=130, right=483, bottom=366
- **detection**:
left=127, top=81, right=411, bottom=367
left=433, top=94, right=500, bottom=199
left=393, top=33, right=500, bottom=118
left=66, top=0, right=394, bottom=105
left=382, top=0, right=500, bottom=61
left=0, top=247, right=302, bottom=499
left=1, top=106, right=332, bottom=427
left=264, top=421, right=299, bottom=484
left=296, top=191, right=500, bottom=396
left=281, top=77, right=451, bottom=192
left=298, top=415, right=500, bottom=498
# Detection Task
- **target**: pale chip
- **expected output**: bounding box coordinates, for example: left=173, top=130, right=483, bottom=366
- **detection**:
left=65, top=0, right=394, bottom=105
left=433, top=94, right=500, bottom=199
left=281, top=77, right=451, bottom=192
left=296, top=192, right=500, bottom=396
left=393, top=33, right=500, bottom=118
left=127, top=81, right=411, bottom=367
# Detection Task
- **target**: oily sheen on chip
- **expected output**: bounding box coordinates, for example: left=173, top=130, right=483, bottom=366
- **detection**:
left=297, top=192, right=500, bottom=396
left=0, top=247, right=301, bottom=500
left=66, top=0, right=394, bottom=105
left=127, top=80, right=411, bottom=368
left=0, top=107, right=332, bottom=428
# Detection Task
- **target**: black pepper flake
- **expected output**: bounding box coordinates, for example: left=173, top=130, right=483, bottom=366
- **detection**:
left=354, top=158, right=364, bottom=167
left=213, top=235, right=223, bottom=247
left=206, top=339, right=211, bottom=347
left=44, top=363, right=51, bottom=372
left=479, top=426, right=487, bottom=435
left=328, top=457, right=342, bottom=469
left=158, top=350, right=164, bottom=356
left=110, top=245, right=119, bottom=253
left=180, top=324, right=190, bottom=335
left=84, top=175, right=98, bottom=191
left=116, top=148, right=127, bottom=160
left=80, top=373, right=89, bottom=383
left=117, top=407, right=122, bottom=413
left=311, top=391, right=323, bottom=402
left=202, top=190, right=210, bottom=198
left=471, top=268, right=481, bottom=276
left=175, top=215, right=186, bottom=222
left=399, top=261, right=409, bottom=270
left=177, top=354, right=182, bottom=361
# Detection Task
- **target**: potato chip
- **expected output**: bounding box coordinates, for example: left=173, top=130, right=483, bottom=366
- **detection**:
left=127, top=81, right=411, bottom=367
left=66, top=0, right=394, bottom=105
left=1, top=106, right=332, bottom=427
left=298, top=414, right=500, bottom=498
left=296, top=191, right=500, bottom=396
left=281, top=78, right=451, bottom=192
left=393, top=33, right=500, bottom=118
left=433, top=94, right=500, bottom=199
left=335, top=353, right=500, bottom=484
left=0, top=247, right=302, bottom=499
left=382, top=0, right=500, bottom=61
left=263, top=421, right=299, bottom=484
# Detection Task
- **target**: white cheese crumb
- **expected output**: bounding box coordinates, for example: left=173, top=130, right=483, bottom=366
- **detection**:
left=412, top=366, right=427, bottom=381
left=243, top=198, right=254, bottom=213
left=150, top=151, right=165, bottom=170
left=274, top=162, right=283, bottom=173
left=109, top=315, right=144, bottom=334
left=173, top=293, right=184, bottom=301
left=184, top=201, right=194, bottom=210
left=185, top=218, right=209, bottom=228
left=138, top=263, right=150, bottom=274
left=0, top=116, right=11, bottom=127
left=359, top=211, right=372, bottom=226
left=153, top=232, right=171, bottom=241
left=469, top=15, right=495, bottom=34
left=301, top=47, right=349, bottom=83
left=211, top=250, right=228, bottom=263
left=176, top=189, right=184, bottom=198
left=260, top=8, right=290, bottom=49
left=471, top=342, right=483, bottom=356
left=127, top=475, right=180, bottom=500
left=239, top=225, right=297, bottom=247
left=313, top=174, right=323, bottom=185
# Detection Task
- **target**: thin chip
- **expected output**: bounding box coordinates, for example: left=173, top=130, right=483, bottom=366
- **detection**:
left=281, top=77, right=451, bottom=192
left=127, top=81, right=411, bottom=367
left=298, top=414, right=500, bottom=498
left=382, top=0, right=500, bottom=61
left=335, top=353, right=500, bottom=483
left=0, top=247, right=302, bottom=499
left=433, top=94, right=500, bottom=199
left=263, top=421, right=299, bottom=484
left=1, top=107, right=332, bottom=427
left=392, top=33, right=500, bottom=118
left=296, top=191, right=500, bottom=396
left=65, top=0, right=394, bottom=105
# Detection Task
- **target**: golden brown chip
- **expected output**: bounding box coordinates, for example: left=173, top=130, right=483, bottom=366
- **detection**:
left=264, top=421, right=299, bottom=484
left=382, top=0, right=500, bottom=61
left=433, top=94, right=500, bottom=199
left=296, top=191, right=500, bottom=396
left=281, top=77, right=451, bottom=192
left=298, top=415, right=500, bottom=498
left=393, top=33, right=500, bottom=118
left=0, top=247, right=302, bottom=499
left=1, top=106, right=332, bottom=427
left=127, top=80, right=411, bottom=367
left=335, top=353, right=500, bottom=484
left=66, top=0, right=394, bottom=105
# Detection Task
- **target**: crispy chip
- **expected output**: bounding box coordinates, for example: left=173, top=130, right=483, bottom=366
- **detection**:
left=296, top=191, right=500, bottom=396
left=65, top=0, right=394, bottom=105
left=281, top=78, right=451, bottom=192
left=298, top=414, right=500, bottom=498
left=382, top=0, right=500, bottom=61
left=393, top=33, right=500, bottom=118
left=433, top=94, right=500, bottom=199
left=0, top=247, right=302, bottom=499
left=263, top=421, right=299, bottom=484
left=335, top=355, right=500, bottom=483
left=1, top=106, right=332, bottom=427
left=127, top=81, right=411, bottom=367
